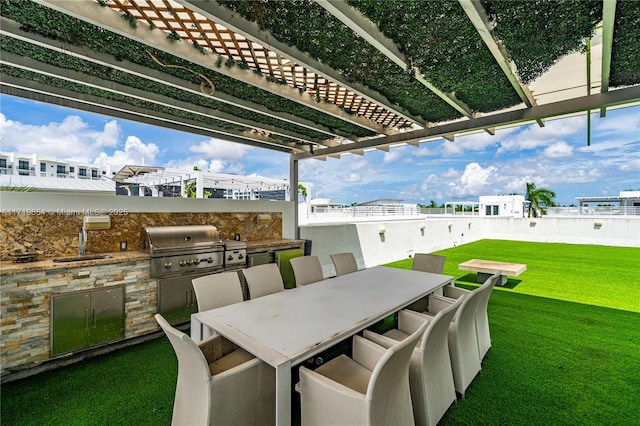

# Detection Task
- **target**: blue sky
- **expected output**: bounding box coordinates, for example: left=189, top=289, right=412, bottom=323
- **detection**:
left=1, top=94, right=638, bottom=206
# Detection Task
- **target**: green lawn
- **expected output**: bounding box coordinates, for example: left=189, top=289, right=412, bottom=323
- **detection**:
left=387, top=239, right=640, bottom=313
left=2, top=240, right=639, bottom=425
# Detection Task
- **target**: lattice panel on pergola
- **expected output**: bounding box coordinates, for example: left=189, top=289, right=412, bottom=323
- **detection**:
left=105, top=0, right=413, bottom=130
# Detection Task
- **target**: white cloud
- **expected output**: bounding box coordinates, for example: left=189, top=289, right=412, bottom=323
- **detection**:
left=94, top=136, right=160, bottom=169
left=0, top=114, right=122, bottom=161
left=441, top=162, right=499, bottom=198
left=496, top=116, right=585, bottom=154
left=189, top=138, right=252, bottom=161
left=619, top=157, right=640, bottom=172
left=543, top=141, right=573, bottom=158
left=383, top=148, right=403, bottom=163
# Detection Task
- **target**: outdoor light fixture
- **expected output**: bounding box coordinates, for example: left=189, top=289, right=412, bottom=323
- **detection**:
left=83, top=215, right=111, bottom=230
left=257, top=214, right=272, bottom=224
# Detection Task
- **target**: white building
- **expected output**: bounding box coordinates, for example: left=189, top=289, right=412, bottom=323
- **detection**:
left=476, top=195, right=525, bottom=218
left=0, top=151, right=112, bottom=180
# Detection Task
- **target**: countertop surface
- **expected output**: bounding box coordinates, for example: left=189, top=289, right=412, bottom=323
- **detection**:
left=0, top=251, right=151, bottom=274
left=1, top=239, right=306, bottom=274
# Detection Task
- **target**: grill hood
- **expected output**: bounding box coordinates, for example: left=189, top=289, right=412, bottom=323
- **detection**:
left=141, top=225, right=222, bottom=255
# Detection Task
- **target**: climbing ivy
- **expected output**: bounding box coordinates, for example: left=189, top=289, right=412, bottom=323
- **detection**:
left=609, top=1, right=640, bottom=87
left=348, top=0, right=521, bottom=113
left=482, top=0, right=602, bottom=84
left=217, top=0, right=462, bottom=122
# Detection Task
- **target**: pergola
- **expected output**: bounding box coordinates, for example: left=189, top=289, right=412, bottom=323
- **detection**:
left=1, top=0, right=639, bottom=211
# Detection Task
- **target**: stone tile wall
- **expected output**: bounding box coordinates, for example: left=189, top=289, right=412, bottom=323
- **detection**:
left=0, top=259, right=156, bottom=376
left=0, top=211, right=282, bottom=261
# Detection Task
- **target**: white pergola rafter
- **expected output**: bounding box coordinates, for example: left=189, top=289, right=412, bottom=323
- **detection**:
left=599, top=0, right=617, bottom=117
left=0, top=51, right=314, bottom=151
left=0, top=76, right=296, bottom=153
left=458, top=0, right=545, bottom=128
left=0, top=17, right=346, bottom=147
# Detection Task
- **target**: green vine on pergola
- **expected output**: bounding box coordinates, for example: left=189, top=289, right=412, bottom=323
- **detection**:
left=217, top=0, right=463, bottom=123
left=1, top=0, right=376, bottom=140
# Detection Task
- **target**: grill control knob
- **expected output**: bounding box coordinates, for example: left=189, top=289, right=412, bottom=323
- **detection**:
left=186, top=259, right=193, bottom=265
left=179, top=260, right=186, bottom=267
left=207, top=257, right=214, bottom=263
left=227, top=255, right=233, bottom=261
left=194, top=259, right=201, bottom=265
left=164, top=262, right=172, bottom=268
left=238, top=253, right=244, bottom=259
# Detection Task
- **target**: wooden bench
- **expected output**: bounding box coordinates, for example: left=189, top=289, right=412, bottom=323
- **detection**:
left=459, top=259, right=527, bottom=286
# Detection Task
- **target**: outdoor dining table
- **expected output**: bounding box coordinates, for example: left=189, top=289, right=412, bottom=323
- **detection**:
left=191, top=266, right=454, bottom=426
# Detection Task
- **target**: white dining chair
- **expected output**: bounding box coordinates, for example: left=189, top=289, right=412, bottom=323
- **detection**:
left=415, top=286, right=485, bottom=397
left=155, top=314, right=275, bottom=426
left=330, top=252, right=359, bottom=276
left=192, top=271, right=244, bottom=312
left=364, top=297, right=464, bottom=426
left=296, top=318, right=429, bottom=425
left=290, top=255, right=324, bottom=286
left=241, top=263, right=285, bottom=299
left=438, top=273, right=500, bottom=361
left=412, top=253, right=446, bottom=274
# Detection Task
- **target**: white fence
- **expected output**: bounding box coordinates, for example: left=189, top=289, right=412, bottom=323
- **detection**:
left=547, top=206, right=640, bottom=216
left=311, top=204, right=420, bottom=218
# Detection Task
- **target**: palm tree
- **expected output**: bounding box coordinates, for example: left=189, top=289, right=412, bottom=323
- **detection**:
left=526, top=182, right=556, bottom=217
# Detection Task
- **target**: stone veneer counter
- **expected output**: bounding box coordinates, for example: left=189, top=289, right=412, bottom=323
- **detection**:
left=0, top=251, right=150, bottom=274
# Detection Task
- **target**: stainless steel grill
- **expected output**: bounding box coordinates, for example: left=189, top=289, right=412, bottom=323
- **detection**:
left=141, top=225, right=224, bottom=324
left=141, top=225, right=224, bottom=277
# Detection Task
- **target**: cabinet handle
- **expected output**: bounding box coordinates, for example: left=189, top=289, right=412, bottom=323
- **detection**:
left=85, top=308, right=89, bottom=330
left=92, top=307, right=97, bottom=328
left=185, top=290, right=190, bottom=307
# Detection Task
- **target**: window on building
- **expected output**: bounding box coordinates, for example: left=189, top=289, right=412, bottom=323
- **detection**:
left=91, top=169, right=98, bottom=178
left=57, top=165, right=66, bottom=175
left=79, top=168, right=87, bottom=177
left=69, top=166, right=75, bottom=173
left=0, top=158, right=6, bottom=168
left=18, top=160, right=29, bottom=175
left=485, top=205, right=500, bottom=216
left=40, top=162, right=46, bottom=172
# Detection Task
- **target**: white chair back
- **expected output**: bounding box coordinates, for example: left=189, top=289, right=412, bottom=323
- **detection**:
left=290, top=255, right=324, bottom=286
left=416, top=296, right=463, bottom=425
left=192, top=271, right=243, bottom=312
left=367, top=319, right=430, bottom=425
left=475, top=273, right=500, bottom=359
left=330, top=252, right=358, bottom=276
left=242, top=263, right=284, bottom=299
left=412, top=253, right=446, bottom=274
left=155, top=314, right=212, bottom=425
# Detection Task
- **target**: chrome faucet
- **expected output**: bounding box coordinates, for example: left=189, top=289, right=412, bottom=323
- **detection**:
left=78, top=227, right=87, bottom=256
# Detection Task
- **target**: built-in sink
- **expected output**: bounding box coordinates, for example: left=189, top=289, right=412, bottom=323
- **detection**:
left=53, top=254, right=114, bottom=263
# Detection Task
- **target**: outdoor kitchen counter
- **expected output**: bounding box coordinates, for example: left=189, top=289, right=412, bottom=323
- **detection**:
left=1, top=240, right=304, bottom=274
left=0, top=251, right=151, bottom=274
left=245, top=238, right=306, bottom=250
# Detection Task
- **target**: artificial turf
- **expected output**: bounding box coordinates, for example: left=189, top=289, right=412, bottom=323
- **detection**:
left=2, top=239, right=639, bottom=425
